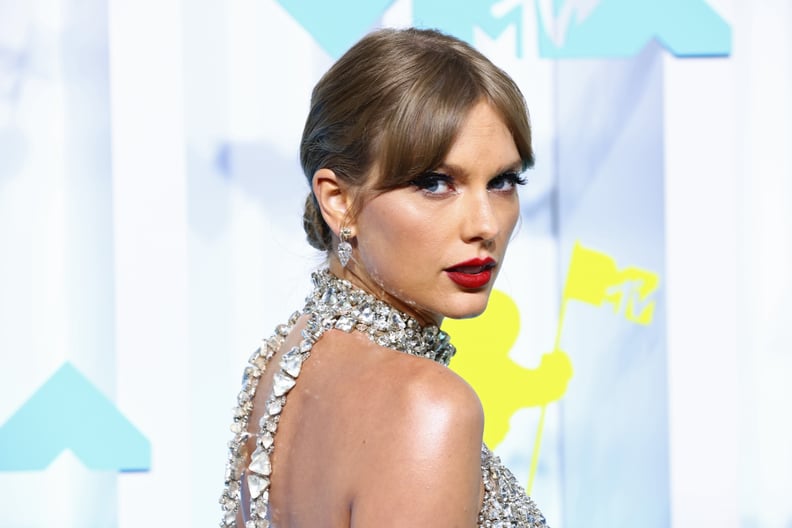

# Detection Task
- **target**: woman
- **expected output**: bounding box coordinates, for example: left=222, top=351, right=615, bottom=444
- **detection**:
left=220, top=28, right=548, bottom=527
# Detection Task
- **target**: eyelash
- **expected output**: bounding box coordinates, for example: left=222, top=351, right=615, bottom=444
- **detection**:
left=409, top=171, right=527, bottom=196
left=489, top=172, right=528, bottom=191
left=409, top=173, right=455, bottom=195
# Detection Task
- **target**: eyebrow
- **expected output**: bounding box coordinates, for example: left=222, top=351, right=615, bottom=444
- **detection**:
left=435, top=159, right=524, bottom=177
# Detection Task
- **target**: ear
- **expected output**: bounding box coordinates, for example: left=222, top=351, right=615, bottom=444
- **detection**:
left=312, top=168, right=353, bottom=236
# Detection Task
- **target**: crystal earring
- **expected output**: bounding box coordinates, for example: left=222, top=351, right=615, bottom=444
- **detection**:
left=337, top=227, right=353, bottom=267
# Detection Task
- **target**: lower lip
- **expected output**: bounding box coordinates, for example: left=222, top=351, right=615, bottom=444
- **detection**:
left=446, top=269, right=492, bottom=289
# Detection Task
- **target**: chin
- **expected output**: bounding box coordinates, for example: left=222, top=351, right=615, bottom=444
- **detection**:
left=440, top=293, right=491, bottom=320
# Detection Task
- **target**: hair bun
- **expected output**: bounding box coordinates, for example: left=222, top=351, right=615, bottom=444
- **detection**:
left=302, top=193, right=333, bottom=251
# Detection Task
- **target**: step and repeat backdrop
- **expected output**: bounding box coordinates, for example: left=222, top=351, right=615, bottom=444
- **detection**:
left=1, top=0, right=790, bottom=526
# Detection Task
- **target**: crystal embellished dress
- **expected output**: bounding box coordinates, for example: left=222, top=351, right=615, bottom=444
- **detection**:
left=220, top=269, right=549, bottom=528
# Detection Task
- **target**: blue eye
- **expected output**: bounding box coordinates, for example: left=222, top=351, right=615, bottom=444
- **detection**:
left=410, top=173, right=455, bottom=195
left=488, top=172, right=527, bottom=192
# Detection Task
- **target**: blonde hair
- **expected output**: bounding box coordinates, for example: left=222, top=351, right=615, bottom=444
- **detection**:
left=301, top=27, right=534, bottom=251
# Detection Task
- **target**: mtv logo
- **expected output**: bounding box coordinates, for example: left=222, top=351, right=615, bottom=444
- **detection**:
left=414, top=0, right=528, bottom=57
left=413, top=0, right=731, bottom=58
left=276, top=0, right=731, bottom=59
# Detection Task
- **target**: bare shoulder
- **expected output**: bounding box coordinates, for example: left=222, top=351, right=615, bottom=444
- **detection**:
left=317, top=330, right=484, bottom=526
left=316, top=328, right=484, bottom=444
left=387, top=352, right=485, bottom=439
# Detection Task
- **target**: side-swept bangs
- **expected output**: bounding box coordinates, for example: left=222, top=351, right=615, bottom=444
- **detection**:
left=371, top=31, right=534, bottom=192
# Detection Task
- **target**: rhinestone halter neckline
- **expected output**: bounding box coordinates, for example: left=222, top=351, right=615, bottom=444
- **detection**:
left=219, top=269, right=456, bottom=527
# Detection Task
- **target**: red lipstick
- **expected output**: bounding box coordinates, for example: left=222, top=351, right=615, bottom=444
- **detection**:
left=445, top=257, right=496, bottom=289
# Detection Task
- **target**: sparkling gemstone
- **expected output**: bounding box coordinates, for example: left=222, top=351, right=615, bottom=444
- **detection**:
left=252, top=354, right=267, bottom=369
left=265, top=418, right=278, bottom=433
left=280, top=350, right=304, bottom=378
left=272, top=372, right=296, bottom=396
left=228, top=480, right=240, bottom=494
left=249, top=449, right=272, bottom=476
left=321, top=289, right=337, bottom=305
left=275, top=324, right=290, bottom=336
left=241, top=368, right=256, bottom=386
left=299, top=339, right=313, bottom=353
left=266, top=336, right=281, bottom=351
left=389, top=311, right=406, bottom=329
left=335, top=316, right=354, bottom=332
left=257, top=491, right=270, bottom=509
left=248, top=473, right=268, bottom=499
left=266, top=398, right=282, bottom=415
left=357, top=303, right=374, bottom=324
left=259, top=432, right=274, bottom=449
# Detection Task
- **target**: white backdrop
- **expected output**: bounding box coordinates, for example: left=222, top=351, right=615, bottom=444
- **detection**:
left=1, top=0, right=790, bottom=526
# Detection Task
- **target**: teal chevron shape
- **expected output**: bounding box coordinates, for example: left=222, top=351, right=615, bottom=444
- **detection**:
left=276, top=0, right=729, bottom=61
left=0, top=362, right=151, bottom=472
left=535, top=0, right=731, bottom=58
left=275, top=0, right=395, bottom=58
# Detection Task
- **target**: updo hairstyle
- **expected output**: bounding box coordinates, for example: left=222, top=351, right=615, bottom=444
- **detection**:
left=300, top=27, right=534, bottom=251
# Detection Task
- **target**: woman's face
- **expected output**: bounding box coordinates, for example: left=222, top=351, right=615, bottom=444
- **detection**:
left=349, top=100, right=523, bottom=325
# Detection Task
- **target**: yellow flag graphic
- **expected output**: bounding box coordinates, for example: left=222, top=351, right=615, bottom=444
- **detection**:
left=447, top=241, right=659, bottom=494
left=563, top=241, right=658, bottom=325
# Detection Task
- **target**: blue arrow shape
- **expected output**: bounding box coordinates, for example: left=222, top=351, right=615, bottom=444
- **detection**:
left=275, top=0, right=395, bottom=58
left=0, top=362, right=151, bottom=472
left=535, top=0, right=731, bottom=58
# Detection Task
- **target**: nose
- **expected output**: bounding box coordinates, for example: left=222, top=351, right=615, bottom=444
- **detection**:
left=461, top=191, right=499, bottom=244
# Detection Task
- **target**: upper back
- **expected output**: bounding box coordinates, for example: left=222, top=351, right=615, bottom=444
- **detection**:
left=245, top=321, right=485, bottom=527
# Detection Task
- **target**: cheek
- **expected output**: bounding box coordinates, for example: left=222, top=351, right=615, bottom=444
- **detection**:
left=499, top=201, right=520, bottom=238
left=361, top=201, right=436, bottom=247
left=357, top=207, right=411, bottom=262
left=356, top=203, right=444, bottom=278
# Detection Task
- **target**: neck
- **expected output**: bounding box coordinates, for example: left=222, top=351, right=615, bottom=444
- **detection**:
left=327, top=259, right=443, bottom=327
left=308, top=268, right=456, bottom=366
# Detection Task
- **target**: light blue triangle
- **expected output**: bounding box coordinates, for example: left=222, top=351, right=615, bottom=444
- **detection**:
left=0, top=362, right=151, bottom=472
left=276, top=0, right=396, bottom=58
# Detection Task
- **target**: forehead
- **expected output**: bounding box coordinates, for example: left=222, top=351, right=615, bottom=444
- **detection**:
left=441, top=102, right=521, bottom=172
